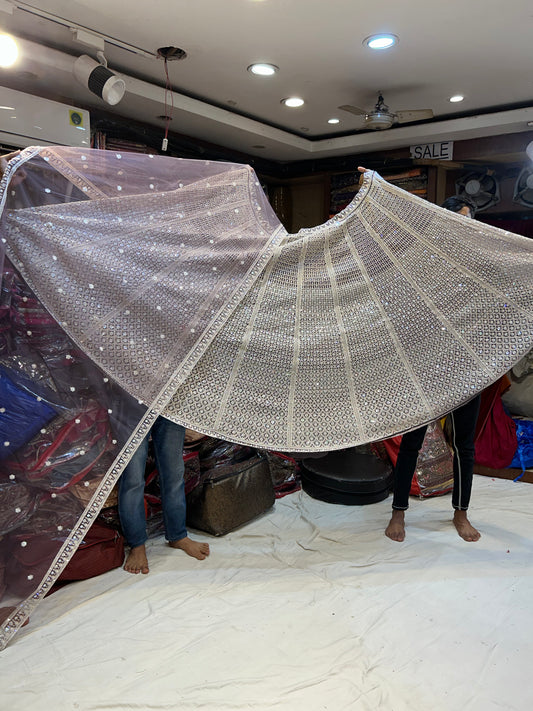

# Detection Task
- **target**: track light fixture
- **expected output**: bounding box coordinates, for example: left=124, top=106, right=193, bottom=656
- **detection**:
left=73, top=54, right=126, bottom=105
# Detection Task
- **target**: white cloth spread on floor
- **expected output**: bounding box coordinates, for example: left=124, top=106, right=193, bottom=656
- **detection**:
left=2, top=477, right=533, bottom=711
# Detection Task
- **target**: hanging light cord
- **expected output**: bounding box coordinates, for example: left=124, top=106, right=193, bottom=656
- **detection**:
left=162, top=57, right=174, bottom=151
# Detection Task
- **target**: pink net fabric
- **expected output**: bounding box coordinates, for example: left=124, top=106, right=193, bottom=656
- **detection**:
left=0, top=145, right=532, bottom=648
left=2, top=147, right=283, bottom=406
left=0, top=146, right=283, bottom=648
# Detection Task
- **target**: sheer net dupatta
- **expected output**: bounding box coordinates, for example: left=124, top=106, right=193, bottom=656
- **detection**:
left=0, top=147, right=284, bottom=648
left=0, top=258, right=147, bottom=650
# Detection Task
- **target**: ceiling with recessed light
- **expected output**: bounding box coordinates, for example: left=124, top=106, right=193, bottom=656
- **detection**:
left=0, top=0, right=532, bottom=161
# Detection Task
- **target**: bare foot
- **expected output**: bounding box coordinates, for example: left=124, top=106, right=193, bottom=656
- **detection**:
left=124, top=544, right=149, bottom=574
left=385, top=509, right=406, bottom=541
left=453, top=510, right=481, bottom=542
left=169, top=536, right=210, bottom=560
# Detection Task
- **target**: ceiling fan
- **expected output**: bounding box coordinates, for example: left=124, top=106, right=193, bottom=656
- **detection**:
left=339, top=92, right=434, bottom=131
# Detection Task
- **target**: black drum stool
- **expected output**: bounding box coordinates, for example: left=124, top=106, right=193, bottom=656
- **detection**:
left=301, top=449, right=393, bottom=505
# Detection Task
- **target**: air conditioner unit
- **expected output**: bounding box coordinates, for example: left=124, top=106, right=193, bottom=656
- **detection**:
left=0, top=87, right=90, bottom=149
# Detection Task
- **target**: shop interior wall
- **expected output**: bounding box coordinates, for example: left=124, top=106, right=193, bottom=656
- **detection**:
left=42, top=108, right=533, bottom=235
left=263, top=132, right=533, bottom=233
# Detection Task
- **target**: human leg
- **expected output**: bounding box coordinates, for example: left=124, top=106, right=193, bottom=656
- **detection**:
left=118, top=433, right=151, bottom=573
left=448, top=395, right=481, bottom=541
left=151, top=417, right=209, bottom=560
left=151, top=416, right=187, bottom=542
left=386, top=425, right=427, bottom=541
left=448, top=395, right=480, bottom=510
left=391, top=425, right=427, bottom=510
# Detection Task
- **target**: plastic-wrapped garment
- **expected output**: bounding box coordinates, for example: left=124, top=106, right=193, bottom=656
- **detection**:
left=0, top=258, right=147, bottom=649
left=502, top=374, right=533, bottom=419
left=198, top=438, right=256, bottom=474
left=0, top=479, right=41, bottom=535
left=183, top=450, right=202, bottom=494
left=0, top=367, right=56, bottom=459
left=382, top=422, right=454, bottom=498
left=1, top=146, right=533, bottom=649
left=261, top=451, right=301, bottom=498
left=509, top=419, right=533, bottom=474
left=502, top=348, right=533, bottom=418
left=409, top=423, right=454, bottom=498
left=2, top=400, right=115, bottom=491
left=69, top=477, right=119, bottom=509
left=0, top=265, right=14, bottom=357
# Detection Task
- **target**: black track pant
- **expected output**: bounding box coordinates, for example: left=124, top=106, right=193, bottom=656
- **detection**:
left=392, top=394, right=481, bottom=511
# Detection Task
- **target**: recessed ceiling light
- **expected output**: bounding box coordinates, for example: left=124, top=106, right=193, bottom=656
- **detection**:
left=328, top=118, right=340, bottom=124
left=0, top=34, right=18, bottom=67
left=248, top=63, right=279, bottom=76
left=281, top=97, right=304, bottom=108
left=363, top=34, right=398, bottom=50
left=450, top=94, right=464, bottom=103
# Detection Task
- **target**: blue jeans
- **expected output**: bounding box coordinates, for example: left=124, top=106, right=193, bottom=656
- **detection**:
left=392, top=394, right=481, bottom=511
left=118, top=417, right=187, bottom=547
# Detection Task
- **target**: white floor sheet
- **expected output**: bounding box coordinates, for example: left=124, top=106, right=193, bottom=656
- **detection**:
left=1, top=474, right=532, bottom=711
